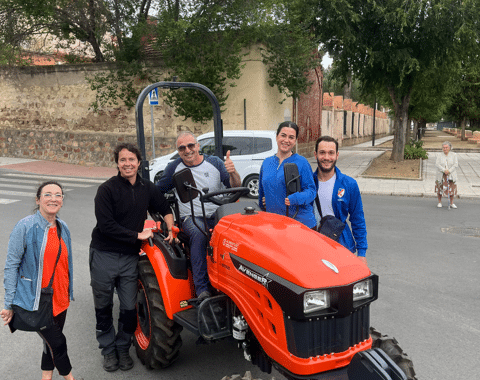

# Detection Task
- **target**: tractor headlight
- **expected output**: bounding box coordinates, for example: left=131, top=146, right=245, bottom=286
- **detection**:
left=304, top=290, right=330, bottom=314
left=353, top=279, right=373, bottom=301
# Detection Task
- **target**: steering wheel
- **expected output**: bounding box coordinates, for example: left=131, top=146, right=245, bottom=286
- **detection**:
left=200, top=187, right=250, bottom=206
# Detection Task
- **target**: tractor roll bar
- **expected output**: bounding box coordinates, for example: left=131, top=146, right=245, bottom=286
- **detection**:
left=135, top=81, right=224, bottom=179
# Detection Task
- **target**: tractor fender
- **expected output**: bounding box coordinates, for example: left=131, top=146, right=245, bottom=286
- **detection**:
left=140, top=239, right=193, bottom=319
left=347, top=348, right=407, bottom=380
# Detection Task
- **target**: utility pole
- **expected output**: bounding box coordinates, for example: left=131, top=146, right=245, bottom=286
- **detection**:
left=372, top=97, right=376, bottom=146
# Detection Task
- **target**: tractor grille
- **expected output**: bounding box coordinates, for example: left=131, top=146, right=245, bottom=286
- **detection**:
left=284, top=305, right=370, bottom=358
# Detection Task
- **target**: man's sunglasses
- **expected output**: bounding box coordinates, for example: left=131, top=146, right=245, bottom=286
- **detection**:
left=177, top=143, right=197, bottom=152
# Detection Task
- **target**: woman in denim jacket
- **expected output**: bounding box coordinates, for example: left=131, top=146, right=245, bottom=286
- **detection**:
left=1, top=181, right=81, bottom=380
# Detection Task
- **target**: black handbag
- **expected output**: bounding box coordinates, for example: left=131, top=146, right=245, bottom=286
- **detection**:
left=315, top=196, right=345, bottom=241
left=9, top=222, right=62, bottom=333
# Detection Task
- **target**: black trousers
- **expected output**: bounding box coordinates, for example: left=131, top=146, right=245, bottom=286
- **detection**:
left=37, top=310, right=72, bottom=376
left=89, top=247, right=139, bottom=356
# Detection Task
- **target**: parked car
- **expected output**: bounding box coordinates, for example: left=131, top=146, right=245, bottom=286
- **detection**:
left=149, top=130, right=277, bottom=198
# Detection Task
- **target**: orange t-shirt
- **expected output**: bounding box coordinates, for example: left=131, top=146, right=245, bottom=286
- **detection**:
left=41, top=225, right=70, bottom=316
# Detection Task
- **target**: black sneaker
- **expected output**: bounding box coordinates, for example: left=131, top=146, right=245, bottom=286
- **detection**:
left=118, top=350, right=134, bottom=371
left=103, top=352, right=119, bottom=372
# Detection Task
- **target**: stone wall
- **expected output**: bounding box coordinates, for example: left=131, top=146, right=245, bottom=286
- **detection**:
left=0, top=47, right=297, bottom=165
left=0, top=128, right=176, bottom=167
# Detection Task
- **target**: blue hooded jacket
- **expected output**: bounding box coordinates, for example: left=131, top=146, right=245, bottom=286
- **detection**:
left=259, top=153, right=317, bottom=228
left=313, top=167, right=368, bottom=256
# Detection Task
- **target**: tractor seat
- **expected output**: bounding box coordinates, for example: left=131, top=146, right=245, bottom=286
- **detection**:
left=214, top=201, right=261, bottom=224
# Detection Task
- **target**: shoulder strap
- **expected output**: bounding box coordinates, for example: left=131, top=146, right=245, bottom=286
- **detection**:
left=46, top=221, right=63, bottom=289
left=315, top=195, right=323, bottom=219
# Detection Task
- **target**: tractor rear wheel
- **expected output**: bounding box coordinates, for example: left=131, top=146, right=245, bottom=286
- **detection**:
left=370, top=327, right=417, bottom=380
left=134, top=256, right=183, bottom=369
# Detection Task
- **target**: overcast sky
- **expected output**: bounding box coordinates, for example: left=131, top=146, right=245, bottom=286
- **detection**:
left=322, top=53, right=333, bottom=69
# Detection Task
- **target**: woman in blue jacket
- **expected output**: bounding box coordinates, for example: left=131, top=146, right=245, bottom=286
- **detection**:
left=258, top=121, right=317, bottom=228
left=1, top=181, right=81, bottom=380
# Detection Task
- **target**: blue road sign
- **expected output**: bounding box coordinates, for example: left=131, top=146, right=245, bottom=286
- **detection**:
left=149, top=88, right=159, bottom=105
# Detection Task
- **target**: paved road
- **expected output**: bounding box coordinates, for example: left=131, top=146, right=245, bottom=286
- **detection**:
left=0, top=172, right=272, bottom=380
left=1, top=173, right=479, bottom=380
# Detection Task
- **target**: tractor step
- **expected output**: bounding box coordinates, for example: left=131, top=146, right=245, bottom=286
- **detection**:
left=173, top=294, right=233, bottom=341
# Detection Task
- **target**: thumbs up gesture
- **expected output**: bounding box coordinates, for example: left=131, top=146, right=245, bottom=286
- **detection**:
left=224, top=150, right=235, bottom=173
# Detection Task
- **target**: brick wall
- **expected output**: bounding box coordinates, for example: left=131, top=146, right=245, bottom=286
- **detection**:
left=321, top=93, right=391, bottom=147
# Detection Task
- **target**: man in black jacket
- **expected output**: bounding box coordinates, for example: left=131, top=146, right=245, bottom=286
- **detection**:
left=90, top=143, right=174, bottom=372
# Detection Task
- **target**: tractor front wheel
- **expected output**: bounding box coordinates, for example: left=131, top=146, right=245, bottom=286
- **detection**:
left=134, top=256, right=183, bottom=369
left=370, top=327, right=417, bottom=380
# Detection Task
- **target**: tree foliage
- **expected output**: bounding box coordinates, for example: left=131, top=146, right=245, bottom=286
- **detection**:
left=88, top=0, right=320, bottom=123
left=302, top=0, right=464, bottom=161
left=259, top=3, right=320, bottom=102
left=442, top=0, right=480, bottom=138
left=0, top=0, right=152, bottom=63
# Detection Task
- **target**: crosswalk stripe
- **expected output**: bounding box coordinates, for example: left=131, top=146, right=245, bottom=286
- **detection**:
left=0, top=198, right=20, bottom=204
left=2, top=172, right=105, bottom=184
left=0, top=178, right=94, bottom=188
left=0, top=189, right=36, bottom=197
left=0, top=183, right=74, bottom=192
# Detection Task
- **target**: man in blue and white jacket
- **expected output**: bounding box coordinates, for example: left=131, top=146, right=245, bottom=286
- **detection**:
left=313, top=136, right=368, bottom=264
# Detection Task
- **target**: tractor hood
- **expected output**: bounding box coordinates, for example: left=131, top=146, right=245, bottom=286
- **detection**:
left=212, top=210, right=370, bottom=290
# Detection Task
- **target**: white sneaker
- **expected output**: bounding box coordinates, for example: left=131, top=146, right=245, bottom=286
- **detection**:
left=450, top=204, right=457, bottom=209
left=437, top=203, right=442, bottom=208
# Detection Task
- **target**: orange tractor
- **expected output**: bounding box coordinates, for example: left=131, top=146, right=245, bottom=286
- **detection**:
left=133, top=82, right=416, bottom=380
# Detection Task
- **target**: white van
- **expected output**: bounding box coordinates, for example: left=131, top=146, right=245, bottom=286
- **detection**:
left=149, top=130, right=277, bottom=198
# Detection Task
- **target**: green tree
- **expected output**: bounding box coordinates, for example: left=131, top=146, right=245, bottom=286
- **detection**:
left=2, top=0, right=321, bottom=123
left=442, top=0, right=480, bottom=138
left=0, top=0, right=151, bottom=63
left=304, top=0, right=463, bottom=161
left=90, top=0, right=320, bottom=123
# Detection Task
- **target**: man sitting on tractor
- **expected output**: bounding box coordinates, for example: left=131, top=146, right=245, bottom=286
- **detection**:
left=157, top=131, right=241, bottom=299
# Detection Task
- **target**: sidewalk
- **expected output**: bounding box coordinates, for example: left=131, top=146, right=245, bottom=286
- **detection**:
left=1, top=130, right=480, bottom=198
left=0, top=157, right=117, bottom=179
left=334, top=133, right=480, bottom=199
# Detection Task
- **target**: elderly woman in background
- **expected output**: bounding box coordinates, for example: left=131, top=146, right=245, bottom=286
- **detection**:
left=435, top=141, right=458, bottom=209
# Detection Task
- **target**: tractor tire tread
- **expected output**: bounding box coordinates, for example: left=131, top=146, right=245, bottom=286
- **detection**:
left=369, top=327, right=417, bottom=380
left=134, top=257, right=183, bottom=369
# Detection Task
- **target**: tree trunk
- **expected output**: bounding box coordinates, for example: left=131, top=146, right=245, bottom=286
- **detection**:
left=388, top=88, right=411, bottom=162
left=460, top=118, right=466, bottom=141
left=406, top=118, right=413, bottom=142
left=418, top=119, right=426, bottom=139
left=343, top=71, right=352, bottom=100
left=88, top=33, right=104, bottom=62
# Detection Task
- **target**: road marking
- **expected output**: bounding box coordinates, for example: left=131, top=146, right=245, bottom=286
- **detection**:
left=0, top=198, right=20, bottom=204
left=0, top=178, right=94, bottom=187
left=0, top=183, right=76, bottom=191
left=0, top=189, right=36, bottom=197
left=2, top=173, right=105, bottom=184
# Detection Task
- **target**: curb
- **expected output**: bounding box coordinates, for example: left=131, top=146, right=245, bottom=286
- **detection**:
left=360, top=191, right=480, bottom=199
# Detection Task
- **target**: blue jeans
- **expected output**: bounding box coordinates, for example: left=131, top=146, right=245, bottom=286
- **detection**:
left=181, top=216, right=216, bottom=296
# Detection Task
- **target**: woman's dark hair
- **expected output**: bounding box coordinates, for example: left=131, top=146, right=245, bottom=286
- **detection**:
left=34, top=181, right=64, bottom=212
left=113, top=143, right=142, bottom=163
left=276, top=121, right=299, bottom=138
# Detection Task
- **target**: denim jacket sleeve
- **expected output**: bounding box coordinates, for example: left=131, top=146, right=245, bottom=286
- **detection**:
left=3, top=221, right=27, bottom=310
